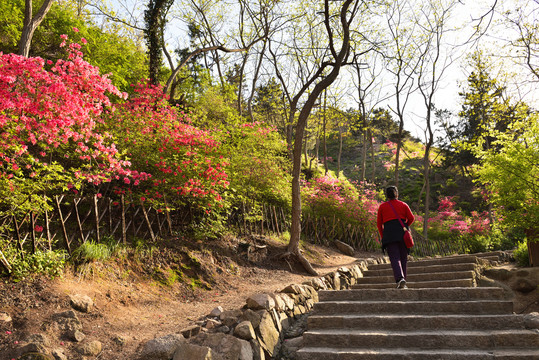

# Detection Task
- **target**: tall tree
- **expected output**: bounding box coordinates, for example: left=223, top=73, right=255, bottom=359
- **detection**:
left=280, top=0, right=361, bottom=275
left=382, top=0, right=421, bottom=187
left=144, top=0, right=173, bottom=84
left=455, top=51, right=507, bottom=171
left=415, top=0, right=460, bottom=240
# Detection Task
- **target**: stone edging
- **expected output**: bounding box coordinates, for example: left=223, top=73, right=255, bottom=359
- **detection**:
left=139, top=256, right=390, bottom=360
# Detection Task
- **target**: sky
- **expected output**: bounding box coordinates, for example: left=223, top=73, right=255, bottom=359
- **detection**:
left=102, top=0, right=538, bottom=141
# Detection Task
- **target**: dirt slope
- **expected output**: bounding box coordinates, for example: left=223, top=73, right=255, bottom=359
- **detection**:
left=0, top=235, right=371, bottom=360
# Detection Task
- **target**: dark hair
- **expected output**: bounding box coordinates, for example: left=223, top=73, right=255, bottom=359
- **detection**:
left=386, top=186, right=398, bottom=199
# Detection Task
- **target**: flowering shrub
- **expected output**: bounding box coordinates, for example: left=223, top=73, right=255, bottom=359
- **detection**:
left=302, top=173, right=380, bottom=228
left=427, top=196, right=492, bottom=252
left=107, top=81, right=228, bottom=214
left=0, top=34, right=131, bottom=215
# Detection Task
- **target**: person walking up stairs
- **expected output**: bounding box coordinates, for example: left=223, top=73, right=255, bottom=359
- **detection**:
left=297, top=252, right=539, bottom=359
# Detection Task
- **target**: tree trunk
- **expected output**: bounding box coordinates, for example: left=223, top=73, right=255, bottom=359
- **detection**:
left=18, top=0, right=54, bottom=57
left=288, top=1, right=355, bottom=275
left=337, top=124, right=343, bottom=178
left=323, top=89, right=328, bottom=175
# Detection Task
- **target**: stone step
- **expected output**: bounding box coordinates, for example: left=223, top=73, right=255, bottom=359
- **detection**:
left=355, top=270, right=475, bottom=284
left=302, top=329, right=539, bottom=349
left=318, top=288, right=507, bottom=302
left=297, top=347, right=539, bottom=360
left=312, top=300, right=514, bottom=315
left=363, top=262, right=478, bottom=277
left=307, top=314, right=528, bottom=331
left=367, top=253, right=500, bottom=271
left=352, top=278, right=474, bottom=289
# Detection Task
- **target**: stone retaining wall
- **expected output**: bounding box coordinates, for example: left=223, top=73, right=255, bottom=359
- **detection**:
left=140, top=256, right=389, bottom=360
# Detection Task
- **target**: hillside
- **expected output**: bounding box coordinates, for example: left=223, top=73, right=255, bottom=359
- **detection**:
left=0, top=235, right=370, bottom=360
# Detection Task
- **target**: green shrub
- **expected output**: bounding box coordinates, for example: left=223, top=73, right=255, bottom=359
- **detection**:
left=71, top=241, right=112, bottom=264
left=513, top=240, right=529, bottom=267
left=9, top=250, right=66, bottom=281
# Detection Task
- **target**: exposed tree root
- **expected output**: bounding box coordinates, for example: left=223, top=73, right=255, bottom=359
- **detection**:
left=280, top=250, right=319, bottom=276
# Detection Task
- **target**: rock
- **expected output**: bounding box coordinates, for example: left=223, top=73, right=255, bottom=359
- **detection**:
left=113, top=335, right=128, bottom=346
left=335, top=240, right=355, bottom=256
left=332, top=272, right=341, bottom=290
left=67, top=329, right=86, bottom=342
left=280, top=284, right=302, bottom=295
left=15, top=343, right=48, bottom=357
left=275, top=294, right=295, bottom=313
left=302, top=278, right=327, bottom=291
left=0, top=312, right=12, bottom=322
left=256, top=311, right=280, bottom=357
left=234, top=321, right=256, bottom=341
left=52, top=310, right=82, bottom=333
left=209, top=306, right=224, bottom=317
left=250, top=339, right=265, bottom=360
left=269, top=293, right=286, bottom=312
left=220, top=309, right=243, bottom=328
left=216, top=325, right=230, bottom=333
left=189, top=332, right=253, bottom=360
left=246, top=294, right=275, bottom=311
left=51, top=348, right=68, bottom=360
left=17, top=353, right=54, bottom=360
left=25, top=334, right=51, bottom=348
left=181, top=325, right=202, bottom=339
left=140, top=334, right=186, bottom=360
left=523, top=312, right=539, bottom=329
left=173, top=342, right=213, bottom=360
left=205, top=318, right=221, bottom=329
left=70, top=294, right=93, bottom=313
left=513, top=278, right=536, bottom=293
left=484, top=268, right=512, bottom=281
left=239, top=310, right=262, bottom=329
left=280, top=336, right=303, bottom=358
left=77, top=340, right=102, bottom=356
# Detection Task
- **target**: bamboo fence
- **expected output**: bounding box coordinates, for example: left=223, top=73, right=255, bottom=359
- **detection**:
left=0, top=196, right=461, bottom=274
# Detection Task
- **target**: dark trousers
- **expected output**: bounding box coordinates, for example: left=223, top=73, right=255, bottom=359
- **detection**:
left=386, top=241, right=408, bottom=283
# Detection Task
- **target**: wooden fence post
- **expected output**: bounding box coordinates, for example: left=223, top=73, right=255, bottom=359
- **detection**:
left=108, top=198, right=113, bottom=234
left=140, top=200, right=156, bottom=242
left=44, top=196, right=52, bottom=250
left=73, top=198, right=85, bottom=243
left=30, top=211, right=36, bottom=254
left=12, top=216, right=24, bottom=258
left=121, top=194, right=127, bottom=245
left=0, top=249, right=11, bottom=274
left=55, top=196, right=71, bottom=255
left=94, top=194, right=100, bottom=243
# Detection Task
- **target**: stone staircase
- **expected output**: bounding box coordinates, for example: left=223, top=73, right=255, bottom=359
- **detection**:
left=297, top=252, right=539, bottom=359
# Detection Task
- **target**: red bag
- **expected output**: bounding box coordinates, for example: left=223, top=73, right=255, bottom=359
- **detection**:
left=388, top=201, right=414, bottom=248
left=403, top=229, right=414, bottom=248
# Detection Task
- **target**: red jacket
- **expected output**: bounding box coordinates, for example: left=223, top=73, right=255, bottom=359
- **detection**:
left=377, top=199, right=415, bottom=238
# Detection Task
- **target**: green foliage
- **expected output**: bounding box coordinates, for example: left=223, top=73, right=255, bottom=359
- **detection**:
left=470, top=110, right=538, bottom=234
left=253, top=78, right=287, bottom=131
left=513, top=240, right=530, bottom=267
left=450, top=51, right=516, bottom=169
left=7, top=249, right=66, bottom=281
left=71, top=241, right=112, bottom=264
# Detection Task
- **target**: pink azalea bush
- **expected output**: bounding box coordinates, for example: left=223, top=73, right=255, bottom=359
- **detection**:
left=0, top=36, right=131, bottom=214
left=107, top=81, right=229, bottom=214
left=427, top=196, right=492, bottom=252
left=302, top=173, right=380, bottom=236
